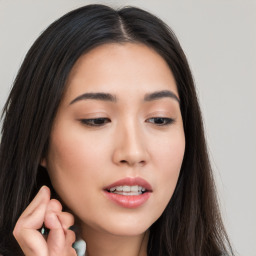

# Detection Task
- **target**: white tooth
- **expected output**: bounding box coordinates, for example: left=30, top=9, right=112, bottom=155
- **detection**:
left=116, top=186, right=123, bottom=191
left=114, top=191, right=142, bottom=196
left=110, top=185, right=146, bottom=193
left=129, top=191, right=142, bottom=195
left=123, top=186, right=131, bottom=192
left=114, top=191, right=123, bottom=195
left=131, top=185, right=138, bottom=192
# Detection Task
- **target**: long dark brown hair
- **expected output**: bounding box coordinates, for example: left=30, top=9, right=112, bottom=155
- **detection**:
left=0, top=4, right=234, bottom=256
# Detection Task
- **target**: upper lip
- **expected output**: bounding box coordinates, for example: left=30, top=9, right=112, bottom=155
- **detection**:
left=104, top=177, right=153, bottom=192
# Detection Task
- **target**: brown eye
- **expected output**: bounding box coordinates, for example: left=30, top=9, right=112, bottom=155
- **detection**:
left=80, top=118, right=111, bottom=126
left=146, top=117, right=174, bottom=126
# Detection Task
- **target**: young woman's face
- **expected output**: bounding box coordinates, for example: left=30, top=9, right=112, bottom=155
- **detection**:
left=42, top=43, right=185, bottom=237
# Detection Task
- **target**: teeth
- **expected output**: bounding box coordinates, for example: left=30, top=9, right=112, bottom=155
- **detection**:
left=131, top=185, right=138, bottom=192
left=116, top=186, right=123, bottom=191
left=108, top=185, right=146, bottom=194
left=123, top=185, right=130, bottom=192
left=114, top=191, right=143, bottom=195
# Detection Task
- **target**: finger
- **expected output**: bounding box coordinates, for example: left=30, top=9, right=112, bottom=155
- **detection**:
left=14, top=186, right=50, bottom=232
left=64, top=247, right=77, bottom=256
left=15, top=228, right=48, bottom=256
left=58, top=212, right=75, bottom=231
left=44, top=200, right=74, bottom=231
left=13, top=187, right=50, bottom=256
left=20, top=186, right=50, bottom=219
left=44, top=201, right=76, bottom=256
left=44, top=199, right=64, bottom=231
left=64, top=230, right=77, bottom=256
left=45, top=210, right=66, bottom=255
left=46, top=199, right=62, bottom=214
left=46, top=217, right=77, bottom=256
left=65, top=229, right=76, bottom=247
left=44, top=200, right=68, bottom=255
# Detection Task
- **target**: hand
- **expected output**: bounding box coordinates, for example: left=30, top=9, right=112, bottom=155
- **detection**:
left=13, top=186, right=77, bottom=256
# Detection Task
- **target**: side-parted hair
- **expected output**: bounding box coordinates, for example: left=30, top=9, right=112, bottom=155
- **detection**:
left=0, top=4, right=233, bottom=256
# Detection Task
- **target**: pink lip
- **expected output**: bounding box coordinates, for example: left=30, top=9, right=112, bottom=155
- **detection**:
left=103, top=177, right=152, bottom=209
left=103, top=177, right=152, bottom=191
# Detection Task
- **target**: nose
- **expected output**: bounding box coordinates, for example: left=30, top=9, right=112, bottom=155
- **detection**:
left=112, top=121, right=150, bottom=167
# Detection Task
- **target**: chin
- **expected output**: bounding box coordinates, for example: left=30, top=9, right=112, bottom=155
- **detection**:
left=104, top=225, right=149, bottom=237
left=99, top=215, right=157, bottom=237
left=81, top=215, right=153, bottom=237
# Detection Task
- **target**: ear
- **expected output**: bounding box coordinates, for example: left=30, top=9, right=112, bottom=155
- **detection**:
left=40, top=158, right=47, bottom=168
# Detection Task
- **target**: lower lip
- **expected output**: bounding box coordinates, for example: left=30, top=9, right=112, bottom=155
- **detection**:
left=103, top=191, right=151, bottom=208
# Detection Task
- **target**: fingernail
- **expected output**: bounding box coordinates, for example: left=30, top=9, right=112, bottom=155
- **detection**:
left=40, top=186, right=46, bottom=192
left=39, top=185, right=49, bottom=194
left=38, top=186, right=50, bottom=198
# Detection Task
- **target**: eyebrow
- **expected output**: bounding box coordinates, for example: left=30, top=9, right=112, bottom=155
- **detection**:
left=144, top=90, right=180, bottom=103
left=69, top=90, right=180, bottom=105
left=70, top=92, right=117, bottom=105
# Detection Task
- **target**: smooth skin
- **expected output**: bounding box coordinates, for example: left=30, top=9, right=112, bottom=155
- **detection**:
left=14, top=43, right=185, bottom=256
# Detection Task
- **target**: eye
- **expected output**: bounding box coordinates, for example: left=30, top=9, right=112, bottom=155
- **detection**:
left=146, top=117, right=174, bottom=126
left=79, top=118, right=111, bottom=127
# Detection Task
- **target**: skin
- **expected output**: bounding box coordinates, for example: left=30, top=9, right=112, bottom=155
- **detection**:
left=13, top=186, right=76, bottom=256
left=14, top=43, right=185, bottom=256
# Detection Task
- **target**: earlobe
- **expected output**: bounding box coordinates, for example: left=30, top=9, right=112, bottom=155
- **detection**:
left=40, top=158, right=47, bottom=168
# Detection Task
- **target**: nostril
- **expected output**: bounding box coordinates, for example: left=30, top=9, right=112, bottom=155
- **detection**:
left=139, top=160, right=146, bottom=166
left=118, top=159, right=147, bottom=167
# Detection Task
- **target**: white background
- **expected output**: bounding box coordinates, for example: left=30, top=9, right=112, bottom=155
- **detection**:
left=0, top=1, right=255, bottom=255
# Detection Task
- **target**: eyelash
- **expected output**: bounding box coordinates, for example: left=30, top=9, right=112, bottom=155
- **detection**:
left=79, top=118, right=111, bottom=126
left=79, top=117, right=174, bottom=127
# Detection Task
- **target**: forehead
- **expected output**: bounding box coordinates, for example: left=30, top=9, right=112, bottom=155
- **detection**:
left=64, top=42, right=178, bottom=101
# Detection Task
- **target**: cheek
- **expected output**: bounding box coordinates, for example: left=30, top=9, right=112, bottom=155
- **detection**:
left=151, top=129, right=185, bottom=206
left=47, top=121, right=108, bottom=172
left=45, top=126, right=109, bottom=208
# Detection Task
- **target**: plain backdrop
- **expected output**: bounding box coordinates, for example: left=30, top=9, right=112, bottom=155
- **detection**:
left=0, top=1, right=255, bottom=255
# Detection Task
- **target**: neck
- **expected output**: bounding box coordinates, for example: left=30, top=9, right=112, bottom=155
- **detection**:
left=80, top=224, right=149, bottom=256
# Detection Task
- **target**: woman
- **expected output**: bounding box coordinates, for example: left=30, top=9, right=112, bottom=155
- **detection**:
left=0, top=4, right=234, bottom=256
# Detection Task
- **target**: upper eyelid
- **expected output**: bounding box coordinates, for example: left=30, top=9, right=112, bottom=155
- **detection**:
left=78, top=115, right=174, bottom=121
left=79, top=117, right=175, bottom=126
left=79, top=117, right=110, bottom=127
left=80, top=117, right=110, bottom=121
